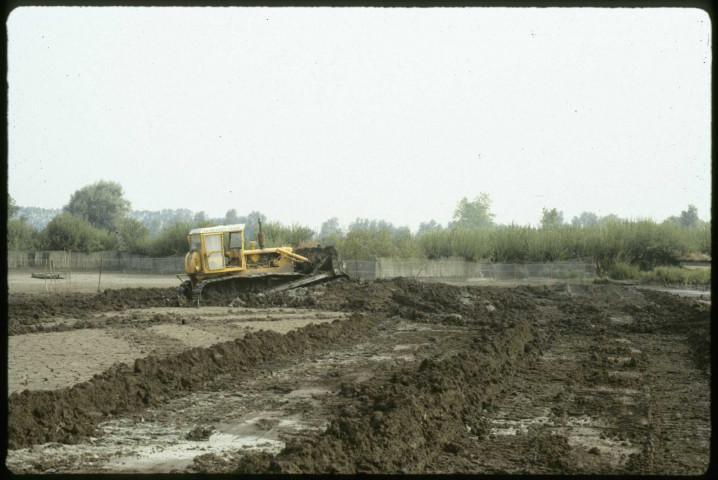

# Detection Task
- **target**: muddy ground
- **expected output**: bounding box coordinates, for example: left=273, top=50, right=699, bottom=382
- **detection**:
left=5, top=277, right=711, bottom=474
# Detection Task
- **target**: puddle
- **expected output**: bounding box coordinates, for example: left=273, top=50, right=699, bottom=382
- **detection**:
left=540, top=352, right=572, bottom=361
left=605, top=356, right=634, bottom=364
left=607, top=370, right=643, bottom=378
left=369, top=354, right=415, bottom=362
left=104, top=432, right=283, bottom=472
left=287, top=387, right=332, bottom=398
left=393, top=344, right=418, bottom=351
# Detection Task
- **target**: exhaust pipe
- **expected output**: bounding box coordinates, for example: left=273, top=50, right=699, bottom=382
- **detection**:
left=257, top=219, right=265, bottom=249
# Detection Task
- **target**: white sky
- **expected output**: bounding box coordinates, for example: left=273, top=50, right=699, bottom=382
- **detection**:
left=7, top=7, right=712, bottom=232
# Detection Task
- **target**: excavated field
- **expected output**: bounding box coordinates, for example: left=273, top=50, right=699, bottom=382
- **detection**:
left=5, top=278, right=711, bottom=474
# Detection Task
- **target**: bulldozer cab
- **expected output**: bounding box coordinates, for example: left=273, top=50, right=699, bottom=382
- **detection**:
left=185, top=224, right=246, bottom=275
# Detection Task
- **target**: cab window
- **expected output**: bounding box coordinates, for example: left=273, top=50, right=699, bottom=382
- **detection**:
left=189, top=235, right=201, bottom=250
left=229, top=232, right=243, bottom=248
left=204, top=234, right=222, bottom=252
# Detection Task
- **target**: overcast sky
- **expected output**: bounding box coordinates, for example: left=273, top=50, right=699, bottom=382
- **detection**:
left=7, top=7, right=712, bottom=232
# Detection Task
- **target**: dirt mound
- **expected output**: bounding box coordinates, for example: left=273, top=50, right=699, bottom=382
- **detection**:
left=8, top=288, right=179, bottom=321
left=189, top=318, right=537, bottom=474
left=8, top=311, right=192, bottom=336
left=232, top=278, right=564, bottom=318
left=7, top=313, right=380, bottom=449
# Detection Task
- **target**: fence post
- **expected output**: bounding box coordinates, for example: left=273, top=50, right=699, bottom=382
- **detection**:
left=97, top=258, right=103, bottom=292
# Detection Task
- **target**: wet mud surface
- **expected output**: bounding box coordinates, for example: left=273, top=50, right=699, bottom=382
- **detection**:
left=6, top=278, right=711, bottom=474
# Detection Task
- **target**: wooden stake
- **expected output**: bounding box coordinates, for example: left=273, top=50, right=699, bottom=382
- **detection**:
left=97, top=258, right=103, bottom=292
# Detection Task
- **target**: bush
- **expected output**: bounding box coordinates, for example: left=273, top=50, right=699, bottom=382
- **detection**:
left=39, top=213, right=117, bottom=253
left=263, top=222, right=314, bottom=247
left=7, top=217, right=39, bottom=250
left=147, top=221, right=193, bottom=256
left=616, top=220, right=686, bottom=270
left=608, top=261, right=642, bottom=280
left=640, top=266, right=711, bottom=286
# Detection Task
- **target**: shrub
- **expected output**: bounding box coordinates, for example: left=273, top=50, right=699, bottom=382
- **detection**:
left=39, top=213, right=117, bottom=253
left=609, top=261, right=641, bottom=280
left=641, top=266, right=711, bottom=286
left=263, top=222, right=314, bottom=247
left=147, top=221, right=193, bottom=256
left=7, top=217, right=39, bottom=250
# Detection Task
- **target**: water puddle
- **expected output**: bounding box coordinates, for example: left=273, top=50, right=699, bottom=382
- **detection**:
left=369, top=354, right=415, bottom=362
left=287, top=386, right=332, bottom=398
left=609, top=316, right=634, bottom=325
left=104, top=432, right=283, bottom=472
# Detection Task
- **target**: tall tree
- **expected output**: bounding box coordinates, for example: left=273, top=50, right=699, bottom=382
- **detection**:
left=417, top=219, right=442, bottom=235
left=225, top=209, right=240, bottom=225
left=319, top=217, right=342, bottom=242
left=8, top=194, right=19, bottom=218
left=450, top=194, right=495, bottom=230
left=680, top=204, right=700, bottom=229
left=540, top=207, right=564, bottom=229
left=571, top=211, right=599, bottom=227
left=116, top=217, right=150, bottom=253
left=63, top=180, right=131, bottom=232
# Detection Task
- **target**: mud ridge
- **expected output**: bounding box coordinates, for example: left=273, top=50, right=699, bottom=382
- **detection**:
left=7, top=313, right=381, bottom=449
left=192, top=317, right=538, bottom=474
left=8, top=288, right=179, bottom=322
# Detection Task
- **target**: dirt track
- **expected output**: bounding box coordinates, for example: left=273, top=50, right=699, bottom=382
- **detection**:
left=6, top=278, right=711, bottom=474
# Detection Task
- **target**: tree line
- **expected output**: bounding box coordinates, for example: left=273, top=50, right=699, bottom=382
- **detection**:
left=7, top=183, right=711, bottom=278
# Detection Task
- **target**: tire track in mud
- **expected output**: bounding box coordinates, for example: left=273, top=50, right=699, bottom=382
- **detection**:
left=639, top=333, right=711, bottom=475
left=458, top=330, right=652, bottom=474
left=7, top=313, right=381, bottom=449
left=431, top=304, right=712, bottom=474
left=199, top=316, right=538, bottom=474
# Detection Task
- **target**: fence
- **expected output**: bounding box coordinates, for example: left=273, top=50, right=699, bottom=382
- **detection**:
left=341, top=257, right=596, bottom=282
left=7, top=251, right=596, bottom=282
left=7, top=251, right=185, bottom=274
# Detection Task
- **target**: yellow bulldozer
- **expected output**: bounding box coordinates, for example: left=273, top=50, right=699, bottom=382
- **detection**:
left=177, top=220, right=345, bottom=303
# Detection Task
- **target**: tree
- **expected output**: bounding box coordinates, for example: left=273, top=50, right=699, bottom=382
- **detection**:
left=598, top=213, right=622, bottom=225
left=63, top=180, right=131, bottom=232
left=225, top=209, right=240, bottom=225
left=40, top=213, right=117, bottom=253
left=7, top=217, right=38, bottom=250
left=540, top=207, right=564, bottom=229
left=8, top=194, right=19, bottom=218
left=148, top=221, right=193, bottom=256
left=449, top=194, right=495, bottom=230
left=116, top=217, right=150, bottom=254
left=680, top=205, right=700, bottom=229
left=348, top=218, right=395, bottom=234
left=417, top=219, right=442, bottom=235
left=571, top=211, right=599, bottom=227
left=319, top=217, right=342, bottom=244
left=193, top=211, right=207, bottom=224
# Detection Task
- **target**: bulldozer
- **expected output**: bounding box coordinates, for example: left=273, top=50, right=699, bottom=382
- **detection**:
left=177, top=220, right=345, bottom=303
